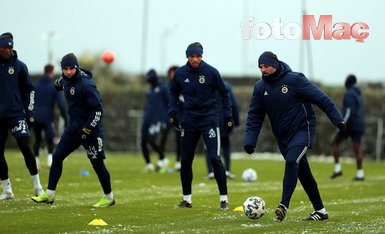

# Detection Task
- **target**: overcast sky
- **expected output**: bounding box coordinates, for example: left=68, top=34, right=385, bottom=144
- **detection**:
left=2, top=0, right=383, bottom=85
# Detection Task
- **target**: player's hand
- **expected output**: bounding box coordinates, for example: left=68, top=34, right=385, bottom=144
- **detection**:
left=79, top=128, right=91, bottom=140
left=225, top=117, right=233, bottom=133
left=55, top=77, right=63, bottom=91
left=244, top=144, right=255, bottom=154
left=169, top=112, right=181, bottom=131
left=26, top=117, right=34, bottom=129
left=337, top=121, right=346, bottom=133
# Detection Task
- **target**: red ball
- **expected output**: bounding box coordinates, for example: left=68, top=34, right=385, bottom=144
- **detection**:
left=102, top=50, right=115, bottom=64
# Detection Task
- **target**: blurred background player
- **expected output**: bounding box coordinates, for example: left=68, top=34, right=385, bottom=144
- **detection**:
left=168, top=42, right=233, bottom=210
left=205, top=80, right=240, bottom=179
left=33, top=64, right=68, bottom=168
left=330, top=74, right=365, bottom=180
left=160, top=65, right=182, bottom=171
left=31, top=53, right=114, bottom=207
left=0, top=32, right=44, bottom=200
left=141, top=69, right=169, bottom=172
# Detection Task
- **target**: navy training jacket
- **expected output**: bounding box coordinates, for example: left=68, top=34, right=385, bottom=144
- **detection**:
left=34, top=75, right=67, bottom=124
left=168, top=60, right=232, bottom=125
left=244, top=62, right=343, bottom=150
left=0, top=50, right=34, bottom=119
left=56, top=68, right=103, bottom=135
left=143, top=82, right=169, bottom=127
left=343, top=85, right=365, bottom=132
left=216, top=81, right=240, bottom=137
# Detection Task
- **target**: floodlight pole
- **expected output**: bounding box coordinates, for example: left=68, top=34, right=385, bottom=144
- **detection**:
left=140, top=0, right=149, bottom=72
left=299, top=0, right=314, bottom=80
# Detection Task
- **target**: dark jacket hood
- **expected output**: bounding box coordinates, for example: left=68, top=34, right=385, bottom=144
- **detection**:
left=262, top=61, right=291, bottom=83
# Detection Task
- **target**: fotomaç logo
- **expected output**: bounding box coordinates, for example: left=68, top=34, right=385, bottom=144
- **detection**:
left=240, top=15, right=369, bottom=43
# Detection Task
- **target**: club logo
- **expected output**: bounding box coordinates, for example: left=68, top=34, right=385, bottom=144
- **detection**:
left=281, top=85, right=288, bottom=94
left=199, top=75, right=205, bottom=84
left=8, top=67, right=14, bottom=75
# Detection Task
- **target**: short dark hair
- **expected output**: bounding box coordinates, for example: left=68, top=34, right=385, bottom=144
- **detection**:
left=44, top=64, right=54, bottom=74
left=168, top=65, right=178, bottom=74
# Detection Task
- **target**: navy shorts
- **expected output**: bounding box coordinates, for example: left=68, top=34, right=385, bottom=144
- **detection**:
left=0, top=117, right=30, bottom=142
left=335, top=129, right=363, bottom=142
left=55, top=132, right=105, bottom=160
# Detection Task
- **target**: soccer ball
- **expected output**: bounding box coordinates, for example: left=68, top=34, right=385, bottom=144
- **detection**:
left=102, top=50, right=115, bottom=64
left=241, top=168, right=257, bottom=182
left=243, top=196, right=266, bottom=220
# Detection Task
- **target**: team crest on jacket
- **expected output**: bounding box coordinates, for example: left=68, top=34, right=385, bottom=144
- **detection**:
left=70, top=87, right=75, bottom=95
left=281, top=85, right=288, bottom=94
left=198, top=75, right=205, bottom=84
left=8, top=67, right=14, bottom=75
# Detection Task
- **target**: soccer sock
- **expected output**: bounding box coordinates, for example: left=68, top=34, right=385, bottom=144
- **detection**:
left=35, top=157, right=40, bottom=169
left=31, top=174, right=43, bottom=190
left=1, top=179, right=12, bottom=193
left=183, top=195, right=192, bottom=203
left=47, top=189, right=55, bottom=198
left=220, top=195, right=228, bottom=202
left=334, top=163, right=342, bottom=173
left=104, top=192, right=114, bottom=200
left=316, top=208, right=327, bottom=214
left=47, top=154, right=53, bottom=166
left=357, top=169, right=364, bottom=178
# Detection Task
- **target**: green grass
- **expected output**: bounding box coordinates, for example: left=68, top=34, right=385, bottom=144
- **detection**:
left=1, top=150, right=385, bottom=233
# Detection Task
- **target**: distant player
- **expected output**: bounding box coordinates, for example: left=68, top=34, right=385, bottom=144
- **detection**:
left=330, top=75, right=365, bottom=180
left=33, top=64, right=68, bottom=168
left=160, top=65, right=182, bottom=171
left=141, top=69, right=169, bottom=172
left=31, top=53, right=114, bottom=207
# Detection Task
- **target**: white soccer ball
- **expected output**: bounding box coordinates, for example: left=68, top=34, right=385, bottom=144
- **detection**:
left=241, top=168, right=257, bottom=182
left=243, top=196, right=266, bottom=220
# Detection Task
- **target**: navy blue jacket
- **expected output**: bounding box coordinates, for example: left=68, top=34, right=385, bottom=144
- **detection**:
left=142, top=77, right=169, bottom=132
left=169, top=61, right=232, bottom=125
left=244, top=62, right=343, bottom=150
left=34, top=75, right=67, bottom=124
left=217, top=81, right=240, bottom=137
left=56, top=68, right=103, bottom=135
left=0, top=50, right=34, bottom=119
left=343, top=85, right=365, bottom=132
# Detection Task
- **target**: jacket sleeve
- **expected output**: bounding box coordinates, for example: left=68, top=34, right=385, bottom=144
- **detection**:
left=18, top=63, right=35, bottom=119
left=342, top=90, right=355, bottom=123
left=244, top=83, right=265, bottom=146
left=56, top=91, right=68, bottom=124
left=168, top=75, right=180, bottom=116
left=295, top=74, right=343, bottom=126
left=228, top=83, right=240, bottom=126
left=82, top=81, right=103, bottom=131
left=215, top=71, right=232, bottom=119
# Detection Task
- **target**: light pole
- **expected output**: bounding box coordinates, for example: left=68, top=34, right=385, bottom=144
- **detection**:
left=140, top=0, right=149, bottom=72
left=159, top=26, right=176, bottom=75
left=45, top=31, right=56, bottom=64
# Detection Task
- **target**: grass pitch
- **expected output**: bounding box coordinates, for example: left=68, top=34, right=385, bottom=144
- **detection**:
left=1, top=150, right=384, bottom=233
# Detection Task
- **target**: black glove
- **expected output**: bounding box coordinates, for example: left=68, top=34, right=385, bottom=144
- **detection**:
left=26, top=117, right=34, bottom=129
left=55, top=77, right=63, bottom=91
left=337, top=122, right=346, bottom=133
left=169, top=113, right=181, bottom=131
left=244, top=144, right=255, bottom=154
left=79, top=128, right=91, bottom=140
left=225, top=117, right=233, bottom=133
